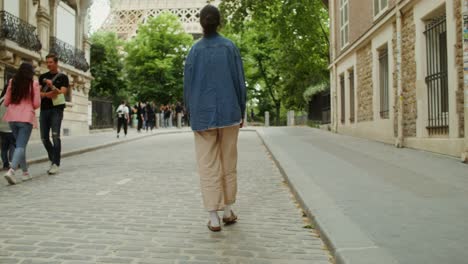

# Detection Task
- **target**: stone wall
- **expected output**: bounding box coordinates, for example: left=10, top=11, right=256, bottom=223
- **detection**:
left=356, top=43, right=373, bottom=122
left=401, top=10, right=417, bottom=137
left=455, top=0, right=465, bottom=137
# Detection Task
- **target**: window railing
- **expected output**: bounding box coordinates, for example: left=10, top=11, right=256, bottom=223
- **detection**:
left=424, top=16, right=448, bottom=135
left=50, top=36, right=89, bottom=72
left=0, top=11, right=42, bottom=52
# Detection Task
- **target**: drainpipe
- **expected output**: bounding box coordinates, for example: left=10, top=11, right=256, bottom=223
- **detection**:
left=329, top=0, right=339, bottom=133
left=462, top=0, right=468, bottom=163
left=395, top=2, right=404, bottom=148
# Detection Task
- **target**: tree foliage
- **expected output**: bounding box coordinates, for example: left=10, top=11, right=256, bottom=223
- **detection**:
left=89, top=31, right=126, bottom=105
left=124, top=13, right=193, bottom=104
left=220, top=0, right=329, bottom=124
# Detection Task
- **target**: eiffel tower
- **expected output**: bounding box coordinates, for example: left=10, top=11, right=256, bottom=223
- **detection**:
left=101, top=0, right=221, bottom=39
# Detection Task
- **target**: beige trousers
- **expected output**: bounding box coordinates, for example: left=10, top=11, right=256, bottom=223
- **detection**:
left=194, top=125, right=240, bottom=211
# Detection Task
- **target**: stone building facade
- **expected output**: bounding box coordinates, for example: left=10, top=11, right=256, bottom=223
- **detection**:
left=0, top=0, right=92, bottom=139
left=328, top=0, right=467, bottom=160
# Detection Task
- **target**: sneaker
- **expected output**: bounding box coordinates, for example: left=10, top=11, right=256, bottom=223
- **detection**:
left=4, top=169, right=17, bottom=185
left=21, top=172, right=32, bottom=181
left=48, top=164, right=59, bottom=175
left=46, top=162, right=53, bottom=174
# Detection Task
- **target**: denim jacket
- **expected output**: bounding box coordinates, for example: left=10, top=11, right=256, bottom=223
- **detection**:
left=184, top=33, right=247, bottom=131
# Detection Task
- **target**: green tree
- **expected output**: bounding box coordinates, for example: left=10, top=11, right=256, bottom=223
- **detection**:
left=89, top=31, right=127, bottom=105
left=125, top=13, right=193, bottom=104
left=220, top=0, right=329, bottom=123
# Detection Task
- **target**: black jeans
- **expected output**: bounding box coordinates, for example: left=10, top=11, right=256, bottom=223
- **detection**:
left=0, top=132, right=15, bottom=168
left=40, top=108, right=63, bottom=166
left=117, top=117, right=128, bottom=135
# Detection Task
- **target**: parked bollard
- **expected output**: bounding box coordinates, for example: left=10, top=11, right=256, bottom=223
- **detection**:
left=155, top=114, right=160, bottom=129
left=265, top=111, right=270, bottom=127
left=177, top=113, right=182, bottom=129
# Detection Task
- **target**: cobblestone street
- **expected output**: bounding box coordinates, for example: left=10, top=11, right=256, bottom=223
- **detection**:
left=0, top=132, right=332, bottom=264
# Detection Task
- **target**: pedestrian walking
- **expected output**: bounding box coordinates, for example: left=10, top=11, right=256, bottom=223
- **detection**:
left=126, top=103, right=133, bottom=128
left=136, top=102, right=144, bottom=132
left=145, top=102, right=155, bottom=132
left=39, top=53, right=69, bottom=175
left=164, top=105, right=171, bottom=128
left=0, top=85, right=15, bottom=171
left=183, top=105, right=190, bottom=127
left=116, top=101, right=129, bottom=138
left=3, top=63, right=41, bottom=185
left=184, top=5, right=247, bottom=232
left=175, top=102, right=183, bottom=127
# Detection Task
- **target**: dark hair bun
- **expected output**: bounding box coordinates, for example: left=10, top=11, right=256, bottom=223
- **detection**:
left=200, top=5, right=220, bottom=35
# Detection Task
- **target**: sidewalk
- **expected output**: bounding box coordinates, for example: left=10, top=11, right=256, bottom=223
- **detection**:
left=257, top=127, right=468, bottom=264
left=25, top=127, right=191, bottom=164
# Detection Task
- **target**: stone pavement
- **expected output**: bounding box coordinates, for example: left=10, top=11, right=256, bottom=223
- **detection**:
left=0, top=131, right=332, bottom=264
left=258, top=127, right=468, bottom=264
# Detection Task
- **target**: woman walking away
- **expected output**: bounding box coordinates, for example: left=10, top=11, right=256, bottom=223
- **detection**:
left=3, top=63, right=41, bottom=185
left=184, top=5, right=247, bottom=232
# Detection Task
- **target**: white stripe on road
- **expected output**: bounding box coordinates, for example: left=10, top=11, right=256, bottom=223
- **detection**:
left=116, top=178, right=132, bottom=185
left=96, top=190, right=110, bottom=196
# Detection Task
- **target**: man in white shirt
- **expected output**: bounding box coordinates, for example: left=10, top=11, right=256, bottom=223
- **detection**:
left=116, top=101, right=129, bottom=138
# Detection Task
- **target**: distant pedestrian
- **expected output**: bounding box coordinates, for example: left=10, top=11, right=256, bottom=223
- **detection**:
left=116, top=101, right=129, bottom=138
left=250, top=109, right=255, bottom=122
left=164, top=105, right=172, bottom=128
left=145, top=103, right=155, bottom=132
left=39, top=53, right=69, bottom=175
left=184, top=5, right=247, bottom=232
left=136, top=102, right=144, bottom=132
left=3, top=63, right=41, bottom=185
left=0, top=85, right=15, bottom=171
left=183, top=105, right=190, bottom=127
left=159, top=104, right=166, bottom=128
left=126, top=103, right=133, bottom=128
left=175, top=102, right=183, bottom=127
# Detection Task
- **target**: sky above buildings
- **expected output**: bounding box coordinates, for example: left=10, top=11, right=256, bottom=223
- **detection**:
left=89, top=0, right=111, bottom=33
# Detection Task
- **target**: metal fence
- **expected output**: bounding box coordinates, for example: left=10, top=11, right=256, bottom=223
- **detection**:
left=308, top=91, right=331, bottom=125
left=90, top=98, right=114, bottom=129
left=424, top=15, right=449, bottom=135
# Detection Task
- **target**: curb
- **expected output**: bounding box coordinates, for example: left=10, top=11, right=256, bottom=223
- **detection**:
left=255, top=128, right=400, bottom=264
left=27, top=130, right=192, bottom=165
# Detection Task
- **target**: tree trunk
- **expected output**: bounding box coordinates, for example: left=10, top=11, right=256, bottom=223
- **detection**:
left=275, top=102, right=281, bottom=126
